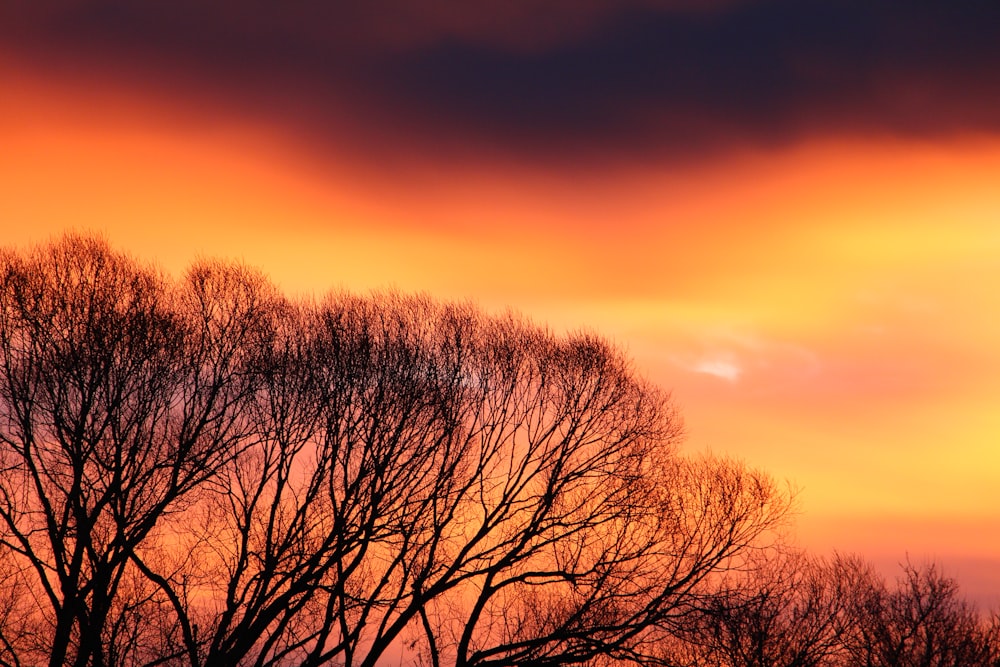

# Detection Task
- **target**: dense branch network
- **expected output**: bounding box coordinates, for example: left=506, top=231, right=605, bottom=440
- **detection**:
left=7, top=235, right=983, bottom=667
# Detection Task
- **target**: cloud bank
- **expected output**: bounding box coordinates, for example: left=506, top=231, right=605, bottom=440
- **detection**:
left=4, top=1, right=1000, bottom=168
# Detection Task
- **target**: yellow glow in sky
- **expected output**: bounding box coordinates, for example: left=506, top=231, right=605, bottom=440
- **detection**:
left=3, top=65, right=1000, bottom=597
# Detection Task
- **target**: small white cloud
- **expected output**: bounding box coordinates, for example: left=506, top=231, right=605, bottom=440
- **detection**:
left=666, top=325, right=819, bottom=386
left=692, top=358, right=742, bottom=382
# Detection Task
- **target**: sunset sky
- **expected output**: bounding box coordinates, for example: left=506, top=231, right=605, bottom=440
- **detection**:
left=2, top=1, right=1000, bottom=603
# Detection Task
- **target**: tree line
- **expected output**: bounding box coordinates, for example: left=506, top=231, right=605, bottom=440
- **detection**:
left=662, top=551, right=1000, bottom=666
left=0, top=235, right=994, bottom=666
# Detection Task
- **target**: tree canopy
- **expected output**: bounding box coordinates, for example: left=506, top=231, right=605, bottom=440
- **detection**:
left=4, top=235, right=993, bottom=667
left=0, top=235, right=789, bottom=667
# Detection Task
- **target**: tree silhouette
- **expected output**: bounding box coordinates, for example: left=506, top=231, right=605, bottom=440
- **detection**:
left=842, top=559, right=1000, bottom=667
left=0, top=235, right=791, bottom=666
left=0, top=238, right=277, bottom=667
left=663, top=550, right=862, bottom=667
left=661, top=552, right=1000, bottom=667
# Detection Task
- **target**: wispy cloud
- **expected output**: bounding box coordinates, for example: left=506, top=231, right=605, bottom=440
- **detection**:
left=692, top=357, right=742, bottom=382
left=668, top=326, right=820, bottom=387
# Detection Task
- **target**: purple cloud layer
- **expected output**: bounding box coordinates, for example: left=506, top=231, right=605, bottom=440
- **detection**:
left=5, top=1, right=1000, bottom=166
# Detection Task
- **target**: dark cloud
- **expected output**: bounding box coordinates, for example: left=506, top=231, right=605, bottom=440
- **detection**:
left=4, top=1, right=1000, bottom=167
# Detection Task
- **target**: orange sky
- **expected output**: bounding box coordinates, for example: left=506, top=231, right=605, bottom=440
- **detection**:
left=3, top=37, right=1000, bottom=603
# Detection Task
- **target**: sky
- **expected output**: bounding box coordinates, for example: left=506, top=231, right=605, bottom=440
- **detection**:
left=2, top=0, right=1000, bottom=604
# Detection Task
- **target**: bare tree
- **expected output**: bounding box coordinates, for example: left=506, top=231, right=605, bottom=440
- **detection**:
left=124, top=291, right=791, bottom=667
left=0, top=235, right=792, bottom=666
left=842, top=559, right=1000, bottom=667
left=664, top=550, right=863, bottom=667
left=0, top=237, right=276, bottom=667
left=664, top=552, right=1000, bottom=667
